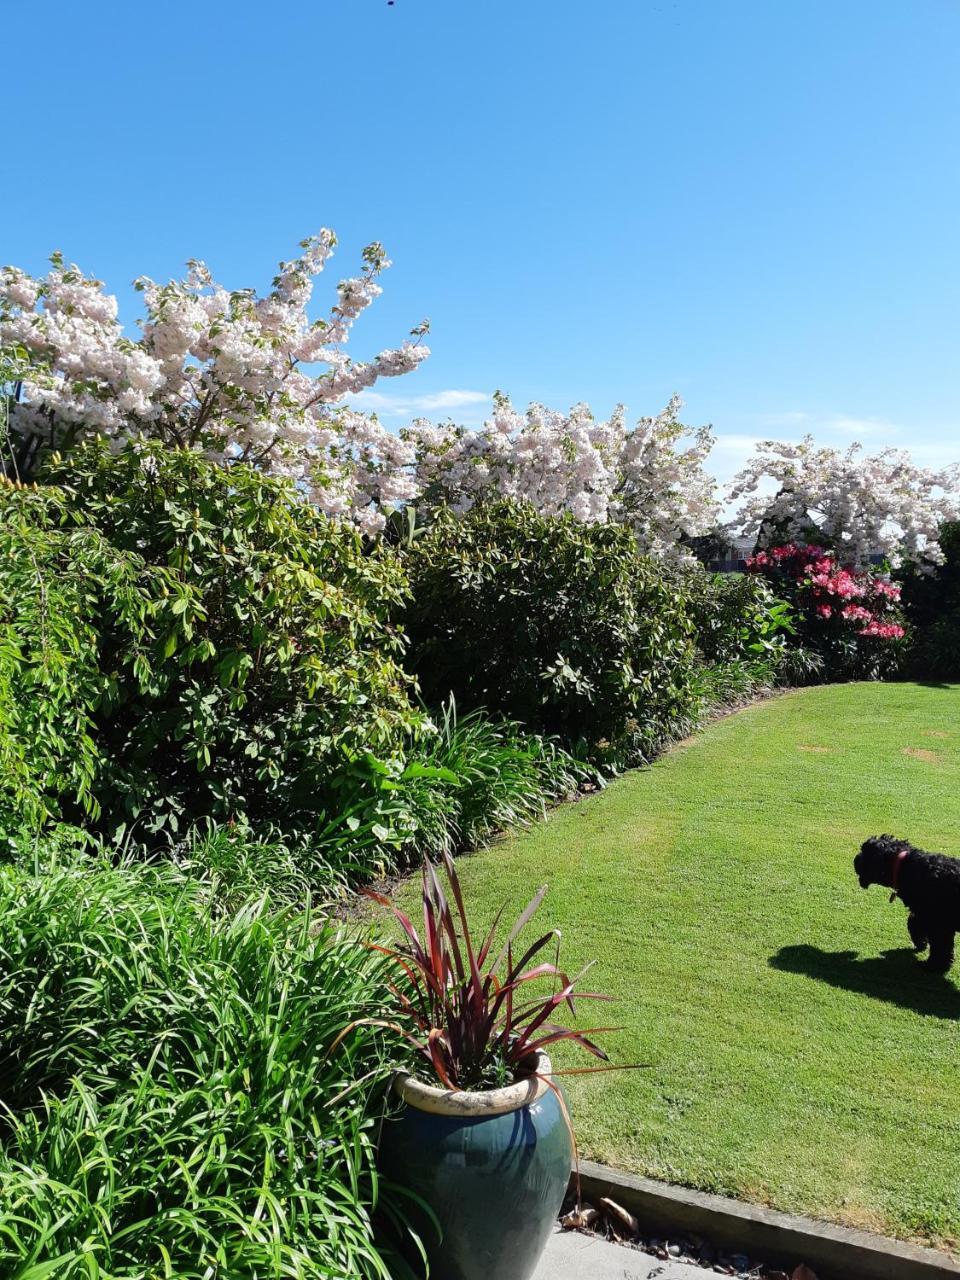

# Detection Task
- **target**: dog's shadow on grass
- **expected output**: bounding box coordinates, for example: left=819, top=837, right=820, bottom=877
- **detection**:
left=769, top=945, right=960, bottom=1018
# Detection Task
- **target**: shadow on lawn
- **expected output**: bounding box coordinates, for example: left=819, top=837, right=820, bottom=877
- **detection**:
left=769, top=944, right=960, bottom=1018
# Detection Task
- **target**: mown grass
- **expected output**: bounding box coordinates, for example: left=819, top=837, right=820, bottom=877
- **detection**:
left=396, top=683, right=960, bottom=1249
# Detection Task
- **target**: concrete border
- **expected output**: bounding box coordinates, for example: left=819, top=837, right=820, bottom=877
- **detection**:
left=572, top=1160, right=960, bottom=1280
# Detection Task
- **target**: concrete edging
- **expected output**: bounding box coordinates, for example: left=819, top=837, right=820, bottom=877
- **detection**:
left=572, top=1160, right=960, bottom=1280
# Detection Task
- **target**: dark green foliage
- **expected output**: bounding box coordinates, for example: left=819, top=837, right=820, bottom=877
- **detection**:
left=0, top=442, right=421, bottom=840
left=683, top=571, right=794, bottom=666
left=0, top=477, right=166, bottom=829
left=901, top=521, right=960, bottom=677
left=406, top=699, right=593, bottom=853
left=0, top=844, right=416, bottom=1279
left=401, top=501, right=700, bottom=762
left=296, top=702, right=592, bottom=887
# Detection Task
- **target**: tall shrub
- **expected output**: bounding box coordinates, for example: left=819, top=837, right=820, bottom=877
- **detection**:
left=901, top=521, right=960, bottom=676
left=683, top=570, right=793, bottom=666
left=401, top=500, right=699, bottom=761
left=0, top=442, right=421, bottom=839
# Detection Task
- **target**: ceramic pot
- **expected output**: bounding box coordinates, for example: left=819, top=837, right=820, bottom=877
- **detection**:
left=377, top=1051, right=571, bottom=1280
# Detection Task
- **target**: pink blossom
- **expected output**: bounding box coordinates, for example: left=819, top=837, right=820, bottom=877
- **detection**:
left=859, top=621, right=906, bottom=639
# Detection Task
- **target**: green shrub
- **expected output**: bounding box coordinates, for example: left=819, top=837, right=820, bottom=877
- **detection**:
left=0, top=476, right=180, bottom=829
left=901, top=521, right=960, bottom=677
left=0, top=847, right=417, bottom=1279
left=400, top=501, right=699, bottom=762
left=0, top=442, right=421, bottom=841
left=405, top=699, right=592, bottom=852
left=683, top=570, right=794, bottom=667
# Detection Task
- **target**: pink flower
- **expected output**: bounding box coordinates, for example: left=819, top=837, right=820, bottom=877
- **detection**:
left=859, top=621, right=905, bottom=639
left=816, top=604, right=833, bottom=619
left=841, top=604, right=873, bottom=623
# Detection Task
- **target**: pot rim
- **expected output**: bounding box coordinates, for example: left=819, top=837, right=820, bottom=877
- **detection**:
left=393, top=1050, right=554, bottom=1117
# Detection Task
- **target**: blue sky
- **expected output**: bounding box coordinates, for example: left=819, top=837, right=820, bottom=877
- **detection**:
left=3, top=0, right=959, bottom=482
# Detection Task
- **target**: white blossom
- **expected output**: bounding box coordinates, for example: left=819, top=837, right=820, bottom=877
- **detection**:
left=729, top=436, right=960, bottom=569
left=0, top=233, right=431, bottom=531
left=402, top=392, right=719, bottom=561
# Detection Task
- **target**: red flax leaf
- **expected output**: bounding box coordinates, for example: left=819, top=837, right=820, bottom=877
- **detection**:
left=523, top=1026, right=620, bottom=1060
left=362, top=888, right=428, bottom=966
left=365, top=857, right=628, bottom=1092
left=427, top=1027, right=455, bottom=1090
left=490, top=882, right=549, bottom=974
left=440, top=850, right=486, bottom=1019
left=427, top=858, right=466, bottom=984
left=475, top=902, right=506, bottom=968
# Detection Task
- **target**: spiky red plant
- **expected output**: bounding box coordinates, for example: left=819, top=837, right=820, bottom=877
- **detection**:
left=364, top=851, right=618, bottom=1091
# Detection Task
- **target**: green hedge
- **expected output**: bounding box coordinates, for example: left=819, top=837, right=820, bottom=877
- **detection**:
left=400, top=500, right=700, bottom=761
left=0, top=443, right=421, bottom=839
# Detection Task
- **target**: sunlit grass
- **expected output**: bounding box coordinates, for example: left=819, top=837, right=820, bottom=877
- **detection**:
left=407, top=684, right=960, bottom=1249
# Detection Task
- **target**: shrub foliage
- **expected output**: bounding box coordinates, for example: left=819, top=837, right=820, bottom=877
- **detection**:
left=401, top=500, right=699, bottom=760
left=0, top=846, right=414, bottom=1279
left=0, top=442, right=420, bottom=838
left=745, top=543, right=907, bottom=680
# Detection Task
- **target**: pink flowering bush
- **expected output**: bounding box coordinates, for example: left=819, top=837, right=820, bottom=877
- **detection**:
left=745, top=543, right=907, bottom=679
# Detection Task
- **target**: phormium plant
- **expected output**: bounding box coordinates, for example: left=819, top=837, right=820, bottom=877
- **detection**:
left=359, top=851, right=619, bottom=1092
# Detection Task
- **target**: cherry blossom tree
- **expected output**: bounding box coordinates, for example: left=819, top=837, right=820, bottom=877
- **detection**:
left=729, top=436, right=959, bottom=570
left=403, top=392, right=719, bottom=561
left=0, top=233, right=430, bottom=534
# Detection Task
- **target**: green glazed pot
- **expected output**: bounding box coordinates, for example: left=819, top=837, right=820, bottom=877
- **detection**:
left=377, top=1052, right=571, bottom=1280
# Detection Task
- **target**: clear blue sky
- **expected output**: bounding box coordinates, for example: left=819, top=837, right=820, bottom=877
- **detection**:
left=4, top=0, right=959, bottom=481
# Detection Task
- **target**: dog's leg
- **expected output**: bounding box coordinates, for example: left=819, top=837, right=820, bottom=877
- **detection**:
left=926, top=928, right=955, bottom=974
left=907, top=912, right=929, bottom=953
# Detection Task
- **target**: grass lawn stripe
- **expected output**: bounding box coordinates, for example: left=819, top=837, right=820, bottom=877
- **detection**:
left=394, top=683, right=960, bottom=1249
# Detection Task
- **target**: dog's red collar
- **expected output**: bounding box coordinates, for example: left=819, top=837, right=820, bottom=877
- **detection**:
left=889, top=848, right=909, bottom=900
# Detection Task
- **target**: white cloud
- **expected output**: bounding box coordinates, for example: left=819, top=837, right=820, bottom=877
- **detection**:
left=348, top=388, right=490, bottom=418
left=745, top=410, right=896, bottom=437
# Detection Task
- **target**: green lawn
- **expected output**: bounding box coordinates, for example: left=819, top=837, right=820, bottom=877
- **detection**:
left=395, top=683, right=960, bottom=1249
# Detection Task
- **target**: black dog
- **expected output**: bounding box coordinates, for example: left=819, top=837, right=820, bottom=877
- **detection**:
left=855, top=835, right=960, bottom=974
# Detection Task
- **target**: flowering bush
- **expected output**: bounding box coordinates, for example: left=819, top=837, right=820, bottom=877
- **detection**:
left=730, top=437, right=958, bottom=571
left=1, top=233, right=429, bottom=535
left=746, top=543, right=907, bottom=679
left=405, top=393, right=718, bottom=563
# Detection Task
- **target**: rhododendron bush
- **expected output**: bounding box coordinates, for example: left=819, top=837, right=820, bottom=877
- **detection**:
left=731, top=436, right=958, bottom=570
left=746, top=543, right=907, bottom=679
left=0, top=233, right=430, bottom=535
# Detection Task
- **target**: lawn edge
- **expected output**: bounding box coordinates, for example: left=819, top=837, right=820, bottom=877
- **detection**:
left=573, top=1159, right=960, bottom=1279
